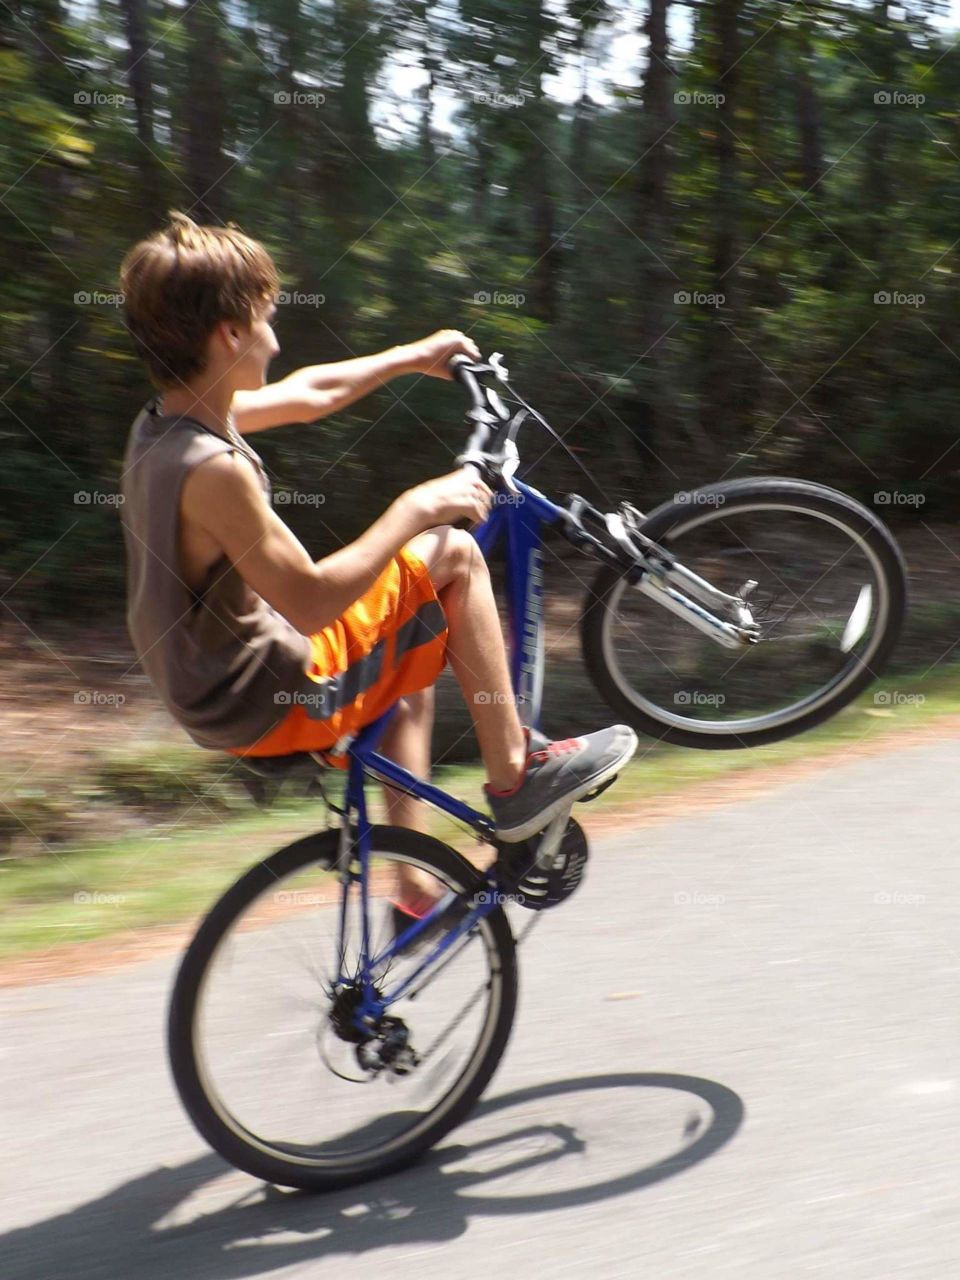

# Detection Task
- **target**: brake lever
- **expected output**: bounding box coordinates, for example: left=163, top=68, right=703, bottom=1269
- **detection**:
left=488, top=352, right=510, bottom=382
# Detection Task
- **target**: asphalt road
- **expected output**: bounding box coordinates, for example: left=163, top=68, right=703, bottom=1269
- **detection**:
left=3, top=736, right=959, bottom=1279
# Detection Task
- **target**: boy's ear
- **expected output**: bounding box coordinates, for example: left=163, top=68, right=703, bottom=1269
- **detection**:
left=211, top=317, right=241, bottom=354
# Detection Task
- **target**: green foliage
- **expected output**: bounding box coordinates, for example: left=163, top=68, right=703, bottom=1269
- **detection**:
left=1, top=0, right=956, bottom=623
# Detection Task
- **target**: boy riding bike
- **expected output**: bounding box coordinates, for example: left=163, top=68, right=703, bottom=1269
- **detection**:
left=118, top=212, right=637, bottom=922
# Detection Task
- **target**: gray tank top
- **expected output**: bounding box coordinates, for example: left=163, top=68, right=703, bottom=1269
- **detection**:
left=120, top=398, right=312, bottom=750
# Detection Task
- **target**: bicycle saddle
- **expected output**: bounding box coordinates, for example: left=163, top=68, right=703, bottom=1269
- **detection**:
left=230, top=751, right=327, bottom=780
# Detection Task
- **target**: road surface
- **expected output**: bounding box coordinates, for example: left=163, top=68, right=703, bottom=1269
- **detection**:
left=3, top=736, right=959, bottom=1278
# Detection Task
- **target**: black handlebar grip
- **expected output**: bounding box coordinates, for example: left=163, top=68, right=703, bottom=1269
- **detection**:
left=449, top=361, right=485, bottom=530
left=452, top=457, right=483, bottom=530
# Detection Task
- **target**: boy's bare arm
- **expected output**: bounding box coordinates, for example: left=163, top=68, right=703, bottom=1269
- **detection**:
left=180, top=452, right=491, bottom=635
left=232, top=330, right=481, bottom=434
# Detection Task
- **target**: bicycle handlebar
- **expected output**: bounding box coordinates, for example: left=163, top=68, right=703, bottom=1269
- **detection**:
left=447, top=353, right=510, bottom=528
left=446, top=350, right=642, bottom=568
left=448, top=353, right=487, bottom=418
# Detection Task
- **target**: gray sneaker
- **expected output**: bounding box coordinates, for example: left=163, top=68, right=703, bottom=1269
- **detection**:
left=485, top=724, right=639, bottom=842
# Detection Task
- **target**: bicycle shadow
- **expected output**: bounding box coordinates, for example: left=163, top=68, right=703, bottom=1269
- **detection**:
left=2, top=1072, right=743, bottom=1280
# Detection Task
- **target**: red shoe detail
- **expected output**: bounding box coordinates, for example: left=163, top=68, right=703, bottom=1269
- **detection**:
left=529, top=737, right=582, bottom=763
left=390, top=892, right=440, bottom=919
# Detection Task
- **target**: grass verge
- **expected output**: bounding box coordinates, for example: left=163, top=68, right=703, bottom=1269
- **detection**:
left=1, top=666, right=957, bottom=962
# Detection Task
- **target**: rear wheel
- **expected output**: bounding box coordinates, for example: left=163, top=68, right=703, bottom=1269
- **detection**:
left=168, top=826, right=518, bottom=1191
left=581, top=478, right=907, bottom=749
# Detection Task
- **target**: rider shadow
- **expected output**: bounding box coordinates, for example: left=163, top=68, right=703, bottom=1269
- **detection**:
left=2, top=1072, right=743, bottom=1280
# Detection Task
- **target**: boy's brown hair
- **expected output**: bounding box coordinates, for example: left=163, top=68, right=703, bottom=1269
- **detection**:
left=120, top=210, right=279, bottom=388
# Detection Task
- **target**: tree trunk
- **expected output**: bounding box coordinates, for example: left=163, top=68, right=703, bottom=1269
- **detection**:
left=522, top=2, right=559, bottom=323
left=632, top=0, right=677, bottom=477
left=184, top=0, right=229, bottom=222
left=863, top=0, right=893, bottom=270
left=794, top=22, right=824, bottom=193
left=699, top=0, right=745, bottom=463
left=120, top=0, right=163, bottom=223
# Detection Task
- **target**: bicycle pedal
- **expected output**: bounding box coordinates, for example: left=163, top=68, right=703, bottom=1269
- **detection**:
left=578, top=775, right=617, bottom=803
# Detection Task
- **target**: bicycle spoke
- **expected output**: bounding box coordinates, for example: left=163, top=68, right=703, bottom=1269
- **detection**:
left=593, top=494, right=896, bottom=740
left=184, top=840, right=511, bottom=1172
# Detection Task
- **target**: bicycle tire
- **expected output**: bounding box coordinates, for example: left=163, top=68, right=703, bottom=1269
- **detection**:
left=581, top=477, right=907, bottom=749
left=168, top=825, right=518, bottom=1191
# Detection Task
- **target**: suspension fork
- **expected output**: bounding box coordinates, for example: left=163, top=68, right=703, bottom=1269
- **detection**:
left=564, top=497, right=760, bottom=651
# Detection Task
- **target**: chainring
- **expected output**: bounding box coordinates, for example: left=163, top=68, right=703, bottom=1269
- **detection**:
left=495, top=816, right=589, bottom=911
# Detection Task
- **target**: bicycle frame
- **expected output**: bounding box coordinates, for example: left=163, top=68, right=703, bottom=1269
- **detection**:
left=473, top=476, right=567, bottom=726
left=330, top=440, right=754, bottom=1032
left=331, top=476, right=566, bottom=1030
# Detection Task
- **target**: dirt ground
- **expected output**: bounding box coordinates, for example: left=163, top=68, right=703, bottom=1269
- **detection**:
left=1, top=519, right=953, bottom=778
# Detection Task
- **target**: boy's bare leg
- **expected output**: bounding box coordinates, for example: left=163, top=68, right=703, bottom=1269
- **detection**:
left=378, top=688, right=440, bottom=906
left=408, top=526, right=527, bottom=792
left=380, top=525, right=529, bottom=911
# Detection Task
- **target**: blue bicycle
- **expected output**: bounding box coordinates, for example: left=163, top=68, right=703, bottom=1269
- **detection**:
left=167, top=353, right=906, bottom=1191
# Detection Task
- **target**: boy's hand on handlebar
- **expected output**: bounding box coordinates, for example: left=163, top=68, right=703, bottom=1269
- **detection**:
left=406, top=330, right=481, bottom=379
left=404, top=469, right=493, bottom=530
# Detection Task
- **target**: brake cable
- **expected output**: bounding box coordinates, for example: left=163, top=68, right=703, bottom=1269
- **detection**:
left=496, top=378, right=616, bottom=512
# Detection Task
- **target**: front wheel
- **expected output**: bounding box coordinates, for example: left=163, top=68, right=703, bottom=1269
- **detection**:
left=168, top=826, right=518, bottom=1191
left=581, top=478, right=907, bottom=749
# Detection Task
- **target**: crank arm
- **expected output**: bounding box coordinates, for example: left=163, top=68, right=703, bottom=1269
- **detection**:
left=533, top=805, right=574, bottom=870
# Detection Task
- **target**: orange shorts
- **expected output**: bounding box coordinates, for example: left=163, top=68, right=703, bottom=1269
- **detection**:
left=226, top=545, right=448, bottom=763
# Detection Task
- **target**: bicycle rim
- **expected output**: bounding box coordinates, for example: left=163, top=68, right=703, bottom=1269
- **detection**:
left=599, top=497, right=896, bottom=740
left=178, top=832, right=513, bottom=1179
